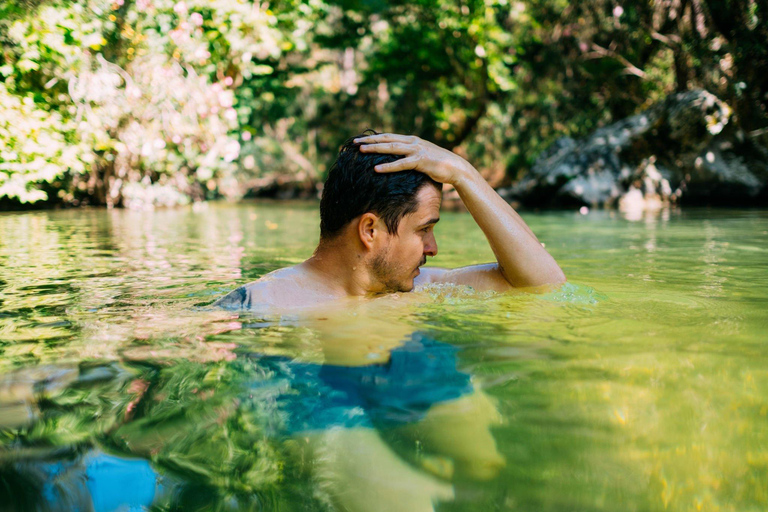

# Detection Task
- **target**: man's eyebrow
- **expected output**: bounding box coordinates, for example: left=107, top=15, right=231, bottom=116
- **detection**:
left=418, top=217, right=440, bottom=228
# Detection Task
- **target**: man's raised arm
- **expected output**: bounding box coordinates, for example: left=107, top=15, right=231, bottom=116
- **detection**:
left=355, top=133, right=566, bottom=289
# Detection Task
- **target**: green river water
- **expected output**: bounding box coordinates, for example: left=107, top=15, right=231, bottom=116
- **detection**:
left=0, top=203, right=766, bottom=512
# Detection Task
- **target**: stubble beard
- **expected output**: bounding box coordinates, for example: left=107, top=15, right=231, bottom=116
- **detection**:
left=371, top=248, right=414, bottom=293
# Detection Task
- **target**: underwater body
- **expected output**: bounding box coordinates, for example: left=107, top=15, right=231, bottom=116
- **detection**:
left=0, top=203, right=767, bottom=511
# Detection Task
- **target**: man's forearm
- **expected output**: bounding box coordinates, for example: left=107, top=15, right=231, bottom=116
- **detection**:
left=351, top=132, right=567, bottom=287
left=453, top=168, right=566, bottom=287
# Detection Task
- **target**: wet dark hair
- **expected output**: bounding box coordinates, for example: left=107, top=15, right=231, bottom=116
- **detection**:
left=319, top=131, right=441, bottom=239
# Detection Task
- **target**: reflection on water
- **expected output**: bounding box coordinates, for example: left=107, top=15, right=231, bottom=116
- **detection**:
left=0, top=204, right=767, bottom=511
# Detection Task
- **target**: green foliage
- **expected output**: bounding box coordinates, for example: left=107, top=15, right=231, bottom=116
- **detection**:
left=0, top=83, right=92, bottom=203
left=0, top=0, right=765, bottom=207
left=0, top=0, right=284, bottom=207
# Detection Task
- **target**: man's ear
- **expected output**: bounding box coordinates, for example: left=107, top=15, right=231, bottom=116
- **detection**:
left=357, top=213, right=381, bottom=250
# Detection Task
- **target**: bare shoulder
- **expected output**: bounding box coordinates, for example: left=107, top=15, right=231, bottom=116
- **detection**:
left=213, top=267, right=302, bottom=311
left=213, top=265, right=343, bottom=312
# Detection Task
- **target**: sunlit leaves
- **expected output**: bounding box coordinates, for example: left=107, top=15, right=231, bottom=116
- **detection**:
left=0, top=0, right=284, bottom=207
left=0, top=0, right=764, bottom=207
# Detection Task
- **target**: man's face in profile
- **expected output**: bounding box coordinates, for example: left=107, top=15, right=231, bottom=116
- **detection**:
left=371, top=185, right=442, bottom=292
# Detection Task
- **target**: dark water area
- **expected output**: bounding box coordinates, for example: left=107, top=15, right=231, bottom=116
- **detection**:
left=0, top=203, right=767, bottom=512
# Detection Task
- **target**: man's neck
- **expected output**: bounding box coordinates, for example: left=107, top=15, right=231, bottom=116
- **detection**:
left=302, top=239, right=380, bottom=297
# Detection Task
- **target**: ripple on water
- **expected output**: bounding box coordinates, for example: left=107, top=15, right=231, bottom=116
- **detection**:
left=0, top=206, right=767, bottom=512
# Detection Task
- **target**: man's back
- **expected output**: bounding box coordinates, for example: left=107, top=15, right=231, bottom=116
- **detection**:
left=215, top=265, right=340, bottom=311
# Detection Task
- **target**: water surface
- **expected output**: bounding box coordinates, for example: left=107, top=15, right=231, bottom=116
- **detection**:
left=0, top=203, right=767, bottom=512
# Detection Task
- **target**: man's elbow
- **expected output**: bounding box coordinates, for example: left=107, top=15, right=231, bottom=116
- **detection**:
left=500, top=265, right=566, bottom=290
left=527, top=272, right=566, bottom=289
left=549, top=267, right=567, bottom=286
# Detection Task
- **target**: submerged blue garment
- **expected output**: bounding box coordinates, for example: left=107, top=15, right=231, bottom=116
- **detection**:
left=30, top=452, right=161, bottom=512
left=249, top=333, right=473, bottom=433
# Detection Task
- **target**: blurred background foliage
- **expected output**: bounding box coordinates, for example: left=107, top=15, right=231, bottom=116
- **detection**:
left=0, top=0, right=766, bottom=208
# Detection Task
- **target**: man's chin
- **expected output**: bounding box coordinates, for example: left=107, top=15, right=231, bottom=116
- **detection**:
left=385, top=279, right=414, bottom=294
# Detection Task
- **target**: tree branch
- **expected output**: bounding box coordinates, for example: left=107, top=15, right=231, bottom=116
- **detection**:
left=584, top=43, right=647, bottom=78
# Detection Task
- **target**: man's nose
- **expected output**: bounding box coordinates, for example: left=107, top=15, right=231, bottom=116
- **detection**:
left=424, top=234, right=438, bottom=257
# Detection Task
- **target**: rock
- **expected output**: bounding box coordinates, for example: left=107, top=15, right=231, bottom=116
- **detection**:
left=682, top=128, right=768, bottom=203
left=510, top=89, right=767, bottom=208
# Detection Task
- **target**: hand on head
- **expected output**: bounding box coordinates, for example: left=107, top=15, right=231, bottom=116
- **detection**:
left=354, top=133, right=474, bottom=187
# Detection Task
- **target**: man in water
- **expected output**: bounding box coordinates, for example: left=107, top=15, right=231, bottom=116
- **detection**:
left=211, top=132, right=563, bottom=511
left=217, top=132, right=565, bottom=310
